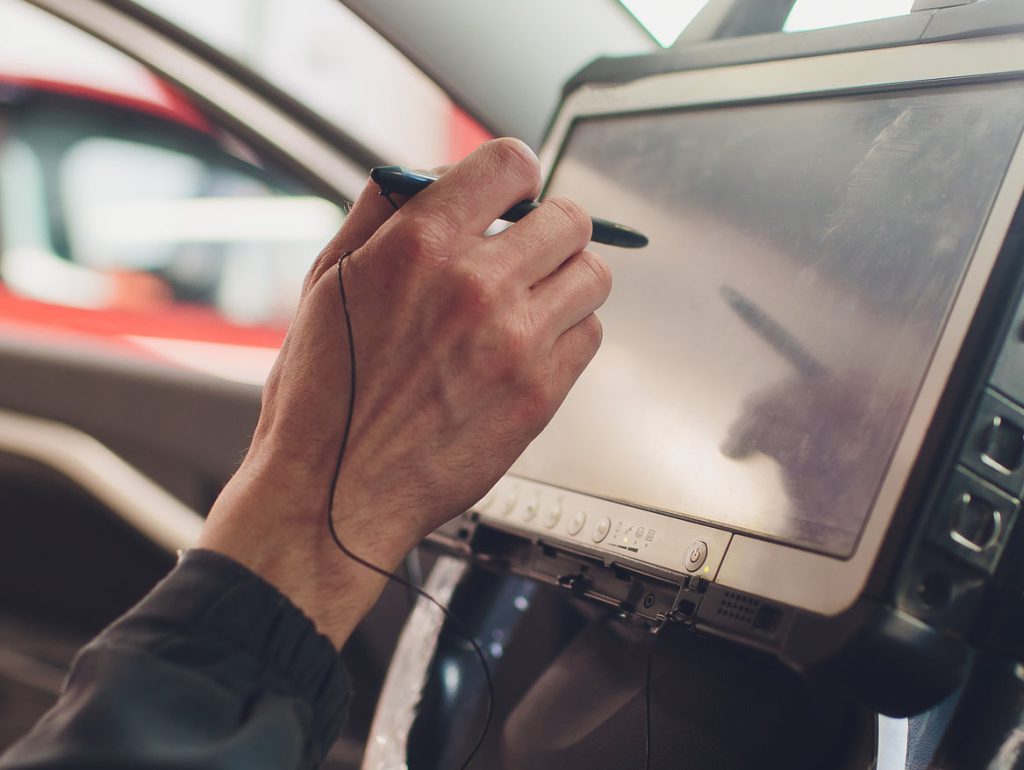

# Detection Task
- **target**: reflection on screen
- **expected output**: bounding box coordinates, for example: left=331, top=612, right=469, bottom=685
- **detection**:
left=514, top=82, right=1024, bottom=556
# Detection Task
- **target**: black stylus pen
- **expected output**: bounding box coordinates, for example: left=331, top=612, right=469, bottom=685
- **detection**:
left=370, top=165, right=649, bottom=249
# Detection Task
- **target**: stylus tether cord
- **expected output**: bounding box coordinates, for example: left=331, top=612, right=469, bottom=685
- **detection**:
left=327, top=251, right=494, bottom=770
left=644, top=649, right=653, bottom=769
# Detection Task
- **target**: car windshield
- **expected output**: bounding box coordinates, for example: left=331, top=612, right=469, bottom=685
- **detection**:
left=134, top=0, right=921, bottom=157
left=134, top=0, right=491, bottom=169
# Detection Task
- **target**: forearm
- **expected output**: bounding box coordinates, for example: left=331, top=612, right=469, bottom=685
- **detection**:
left=0, top=550, right=350, bottom=770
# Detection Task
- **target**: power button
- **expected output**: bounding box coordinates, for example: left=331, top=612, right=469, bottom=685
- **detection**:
left=684, top=540, right=708, bottom=572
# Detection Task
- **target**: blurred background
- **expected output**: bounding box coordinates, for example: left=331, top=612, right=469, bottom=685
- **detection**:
left=0, top=0, right=914, bottom=381
left=0, top=0, right=921, bottom=766
left=0, top=0, right=494, bottom=385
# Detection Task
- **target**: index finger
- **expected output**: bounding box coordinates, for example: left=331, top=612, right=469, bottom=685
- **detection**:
left=302, top=176, right=401, bottom=295
left=401, top=138, right=542, bottom=237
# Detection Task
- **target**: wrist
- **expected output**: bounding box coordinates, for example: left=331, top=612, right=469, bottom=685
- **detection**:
left=198, top=459, right=408, bottom=649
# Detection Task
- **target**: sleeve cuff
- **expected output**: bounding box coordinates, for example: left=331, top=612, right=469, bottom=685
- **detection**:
left=92, top=547, right=351, bottom=761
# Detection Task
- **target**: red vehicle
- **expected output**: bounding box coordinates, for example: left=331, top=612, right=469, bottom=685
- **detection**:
left=0, top=9, right=489, bottom=383
left=0, top=66, right=330, bottom=381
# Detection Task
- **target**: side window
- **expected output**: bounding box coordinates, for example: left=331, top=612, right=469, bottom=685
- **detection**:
left=0, top=0, right=343, bottom=347
left=59, top=137, right=338, bottom=325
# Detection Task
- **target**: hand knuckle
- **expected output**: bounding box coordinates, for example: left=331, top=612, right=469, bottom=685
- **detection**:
left=397, top=211, right=456, bottom=262
left=580, top=314, right=604, bottom=349
left=546, top=196, right=592, bottom=242
left=302, top=231, right=344, bottom=287
left=489, top=138, right=540, bottom=188
left=452, top=266, right=493, bottom=315
left=579, top=251, right=612, bottom=296
left=301, top=261, right=323, bottom=295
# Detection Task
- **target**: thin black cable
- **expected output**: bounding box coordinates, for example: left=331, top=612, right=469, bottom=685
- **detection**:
left=403, top=549, right=425, bottom=609
left=644, top=649, right=653, bottom=770
left=327, top=252, right=494, bottom=770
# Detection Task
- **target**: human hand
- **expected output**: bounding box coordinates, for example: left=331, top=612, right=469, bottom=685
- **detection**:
left=199, top=139, right=612, bottom=646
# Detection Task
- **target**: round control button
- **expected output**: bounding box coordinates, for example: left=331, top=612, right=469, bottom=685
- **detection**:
left=523, top=498, right=539, bottom=522
left=981, top=415, right=1024, bottom=475
left=568, top=510, right=587, bottom=535
left=501, top=495, right=517, bottom=517
left=684, top=540, right=708, bottom=572
left=592, top=516, right=612, bottom=543
left=543, top=503, right=562, bottom=529
left=950, top=492, right=1001, bottom=552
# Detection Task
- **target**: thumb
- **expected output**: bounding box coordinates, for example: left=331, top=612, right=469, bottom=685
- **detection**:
left=303, top=176, right=399, bottom=295
left=303, top=164, right=455, bottom=295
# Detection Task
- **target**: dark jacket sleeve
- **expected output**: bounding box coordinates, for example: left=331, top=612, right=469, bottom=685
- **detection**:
left=0, top=549, right=351, bottom=770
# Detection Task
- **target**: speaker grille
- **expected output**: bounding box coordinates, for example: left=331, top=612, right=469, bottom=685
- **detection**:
left=717, top=590, right=760, bottom=625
